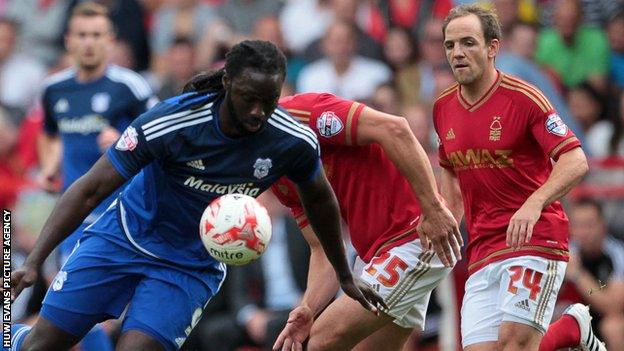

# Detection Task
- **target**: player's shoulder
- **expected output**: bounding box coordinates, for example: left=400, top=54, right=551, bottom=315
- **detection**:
left=433, top=83, right=460, bottom=107
left=41, top=67, right=77, bottom=93
left=104, top=64, right=153, bottom=101
left=499, top=73, right=554, bottom=113
left=268, top=107, right=319, bottom=153
left=135, top=92, right=217, bottom=141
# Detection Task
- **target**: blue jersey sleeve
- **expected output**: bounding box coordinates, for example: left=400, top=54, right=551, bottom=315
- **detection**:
left=285, top=140, right=321, bottom=184
left=42, top=88, right=58, bottom=135
left=106, top=106, right=169, bottom=180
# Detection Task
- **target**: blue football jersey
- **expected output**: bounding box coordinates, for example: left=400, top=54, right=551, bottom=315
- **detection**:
left=42, top=64, right=156, bottom=219
left=104, top=91, right=321, bottom=268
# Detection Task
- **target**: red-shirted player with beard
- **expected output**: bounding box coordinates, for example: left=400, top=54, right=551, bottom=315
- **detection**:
left=268, top=92, right=462, bottom=351
left=435, top=4, right=604, bottom=351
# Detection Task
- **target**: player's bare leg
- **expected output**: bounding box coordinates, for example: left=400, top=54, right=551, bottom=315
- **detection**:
left=464, top=341, right=498, bottom=351
left=307, top=294, right=395, bottom=351
left=497, top=321, right=542, bottom=351
left=599, top=314, right=624, bottom=350
left=116, top=330, right=165, bottom=351
left=20, top=317, right=81, bottom=351
left=351, top=320, right=413, bottom=351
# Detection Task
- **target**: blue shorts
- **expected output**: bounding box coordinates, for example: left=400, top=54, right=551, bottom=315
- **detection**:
left=41, top=210, right=227, bottom=350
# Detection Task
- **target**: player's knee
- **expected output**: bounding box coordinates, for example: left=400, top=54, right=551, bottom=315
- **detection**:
left=498, top=330, right=537, bottom=351
left=307, top=326, right=347, bottom=351
left=599, top=314, right=624, bottom=342
left=116, top=331, right=166, bottom=351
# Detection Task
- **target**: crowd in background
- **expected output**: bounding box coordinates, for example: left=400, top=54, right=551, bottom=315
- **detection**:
left=1, top=0, right=623, bottom=350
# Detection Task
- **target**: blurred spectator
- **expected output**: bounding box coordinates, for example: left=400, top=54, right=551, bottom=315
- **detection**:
left=367, top=0, right=452, bottom=42
left=490, top=0, right=521, bottom=37
left=217, top=0, right=282, bottom=36
left=0, top=108, right=23, bottom=208
left=150, top=0, right=217, bottom=76
left=109, top=39, right=136, bottom=69
left=0, top=17, right=46, bottom=122
left=382, top=26, right=421, bottom=107
left=607, top=12, right=624, bottom=91
left=251, top=16, right=307, bottom=87
left=568, top=83, right=615, bottom=157
left=67, top=0, right=151, bottom=72
left=497, top=22, right=584, bottom=141
left=535, top=0, right=610, bottom=90
left=279, top=0, right=332, bottom=54
left=302, top=0, right=383, bottom=62
left=417, top=18, right=447, bottom=104
left=157, top=36, right=196, bottom=100
left=561, top=198, right=624, bottom=350
left=539, top=0, right=624, bottom=28
left=5, top=0, right=71, bottom=67
left=370, top=82, right=401, bottom=115
left=196, top=193, right=309, bottom=351
left=402, top=104, right=434, bottom=152
left=297, top=20, right=391, bottom=101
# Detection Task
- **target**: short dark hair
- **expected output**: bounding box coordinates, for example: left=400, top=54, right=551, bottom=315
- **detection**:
left=71, top=1, right=110, bottom=20
left=443, top=4, right=502, bottom=43
left=573, top=197, right=604, bottom=219
left=182, top=40, right=286, bottom=95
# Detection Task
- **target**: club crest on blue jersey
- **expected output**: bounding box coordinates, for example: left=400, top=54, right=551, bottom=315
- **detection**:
left=316, top=111, right=343, bottom=138
left=545, top=113, right=568, bottom=136
left=91, top=92, right=111, bottom=113
left=253, top=158, right=273, bottom=179
left=54, top=98, right=70, bottom=113
left=116, top=126, right=139, bottom=151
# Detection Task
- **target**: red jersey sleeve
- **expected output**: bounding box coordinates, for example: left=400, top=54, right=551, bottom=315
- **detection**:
left=270, top=177, right=309, bottom=229
left=432, top=101, right=453, bottom=169
left=529, top=106, right=581, bottom=161
left=280, top=93, right=365, bottom=146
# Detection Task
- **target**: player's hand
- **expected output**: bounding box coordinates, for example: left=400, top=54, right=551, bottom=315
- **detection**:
left=273, top=305, right=313, bottom=351
left=506, top=199, right=542, bottom=250
left=97, top=126, right=120, bottom=152
left=417, top=205, right=462, bottom=267
left=339, top=275, right=387, bottom=314
left=11, top=264, right=38, bottom=302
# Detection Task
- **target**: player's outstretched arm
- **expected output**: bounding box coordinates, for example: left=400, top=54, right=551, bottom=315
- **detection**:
left=507, top=147, right=589, bottom=249
left=272, top=225, right=339, bottom=351
left=357, top=107, right=462, bottom=266
left=295, top=170, right=386, bottom=313
left=11, top=154, right=126, bottom=301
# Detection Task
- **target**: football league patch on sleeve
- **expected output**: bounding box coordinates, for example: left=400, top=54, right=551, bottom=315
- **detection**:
left=545, top=113, right=568, bottom=136
left=316, top=111, right=343, bottom=138
left=116, top=126, right=139, bottom=151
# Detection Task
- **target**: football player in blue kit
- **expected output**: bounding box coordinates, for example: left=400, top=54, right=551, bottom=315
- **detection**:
left=10, top=39, right=384, bottom=351
left=33, top=3, right=155, bottom=350
left=39, top=2, right=155, bottom=263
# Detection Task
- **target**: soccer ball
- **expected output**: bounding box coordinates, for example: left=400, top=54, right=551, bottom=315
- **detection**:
left=200, top=194, right=272, bottom=265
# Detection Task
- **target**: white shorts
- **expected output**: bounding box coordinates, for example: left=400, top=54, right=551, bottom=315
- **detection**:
left=354, top=239, right=453, bottom=329
left=461, top=255, right=567, bottom=348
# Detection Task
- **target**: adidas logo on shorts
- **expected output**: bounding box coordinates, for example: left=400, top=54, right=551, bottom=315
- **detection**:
left=514, top=299, right=531, bottom=312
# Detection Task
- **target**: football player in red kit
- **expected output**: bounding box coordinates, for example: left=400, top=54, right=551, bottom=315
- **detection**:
left=435, top=4, right=604, bottom=351
left=270, top=92, right=462, bottom=351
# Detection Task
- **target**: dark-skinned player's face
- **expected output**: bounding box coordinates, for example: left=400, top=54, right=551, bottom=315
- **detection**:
left=224, top=68, right=283, bottom=135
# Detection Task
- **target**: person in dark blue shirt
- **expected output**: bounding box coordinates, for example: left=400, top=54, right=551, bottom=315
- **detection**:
left=39, top=2, right=156, bottom=265
left=11, top=40, right=384, bottom=351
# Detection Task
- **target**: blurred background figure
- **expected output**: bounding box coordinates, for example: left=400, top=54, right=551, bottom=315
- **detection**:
left=297, top=20, right=391, bottom=101
left=536, top=0, right=610, bottom=91
left=0, top=17, right=46, bottom=123
left=156, top=36, right=196, bottom=99
left=558, top=198, right=624, bottom=351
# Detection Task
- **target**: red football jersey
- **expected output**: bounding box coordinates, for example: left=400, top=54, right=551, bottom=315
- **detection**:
left=272, top=93, right=422, bottom=262
left=433, top=72, right=581, bottom=275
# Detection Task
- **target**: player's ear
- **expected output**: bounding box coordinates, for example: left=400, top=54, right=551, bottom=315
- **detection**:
left=488, top=38, right=500, bottom=59
left=222, top=73, right=230, bottom=90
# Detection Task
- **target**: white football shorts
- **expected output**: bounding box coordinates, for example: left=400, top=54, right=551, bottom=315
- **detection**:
left=354, top=239, right=453, bottom=329
left=461, top=255, right=567, bottom=348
